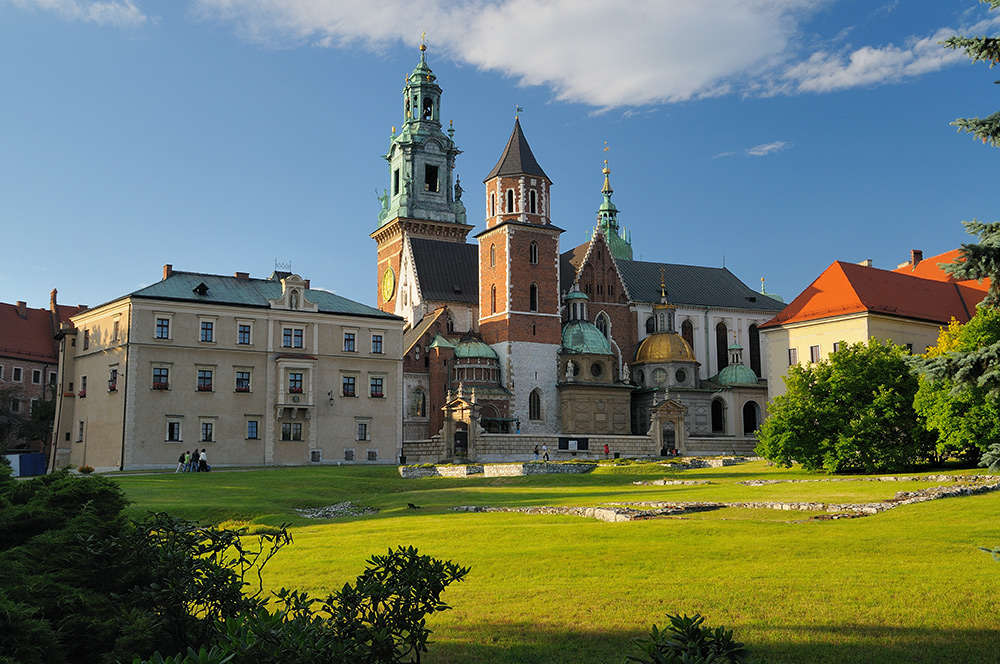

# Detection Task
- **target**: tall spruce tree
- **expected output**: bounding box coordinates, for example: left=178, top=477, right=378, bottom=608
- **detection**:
left=942, top=0, right=1000, bottom=148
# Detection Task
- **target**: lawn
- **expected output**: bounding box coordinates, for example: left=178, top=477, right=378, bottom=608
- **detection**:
left=115, top=461, right=1000, bottom=664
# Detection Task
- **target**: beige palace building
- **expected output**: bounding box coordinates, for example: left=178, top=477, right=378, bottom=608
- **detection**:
left=52, top=265, right=404, bottom=471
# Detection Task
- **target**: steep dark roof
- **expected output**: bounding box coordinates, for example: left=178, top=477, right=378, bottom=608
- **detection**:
left=484, top=118, right=549, bottom=181
left=616, top=259, right=785, bottom=312
left=409, top=238, right=479, bottom=304
left=124, top=271, right=399, bottom=320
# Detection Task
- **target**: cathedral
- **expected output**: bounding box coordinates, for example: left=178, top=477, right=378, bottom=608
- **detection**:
left=372, top=46, right=785, bottom=461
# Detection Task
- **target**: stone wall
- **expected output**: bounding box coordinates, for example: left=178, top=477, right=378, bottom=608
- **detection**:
left=475, top=433, right=657, bottom=462
left=483, top=462, right=595, bottom=477
left=684, top=437, right=758, bottom=456
left=400, top=437, right=447, bottom=464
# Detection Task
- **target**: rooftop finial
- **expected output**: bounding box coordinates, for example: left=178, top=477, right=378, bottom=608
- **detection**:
left=660, top=266, right=667, bottom=303
left=515, top=105, right=523, bottom=119
left=420, top=30, right=426, bottom=53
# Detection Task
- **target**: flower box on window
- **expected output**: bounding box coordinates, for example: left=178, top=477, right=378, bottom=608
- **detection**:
left=78, top=390, right=86, bottom=398
left=289, top=387, right=303, bottom=394
left=343, top=390, right=355, bottom=397
left=197, top=384, right=213, bottom=392
left=235, top=386, right=250, bottom=393
left=152, top=382, right=169, bottom=391
left=371, top=392, right=384, bottom=398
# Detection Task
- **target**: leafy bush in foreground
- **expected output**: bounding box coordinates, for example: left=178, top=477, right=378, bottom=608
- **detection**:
left=624, top=613, right=750, bottom=664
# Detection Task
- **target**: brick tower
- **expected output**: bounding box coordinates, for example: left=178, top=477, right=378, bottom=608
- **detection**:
left=371, top=43, right=472, bottom=317
left=477, top=118, right=563, bottom=433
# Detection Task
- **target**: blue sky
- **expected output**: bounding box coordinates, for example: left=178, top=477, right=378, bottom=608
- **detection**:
left=2, top=0, right=999, bottom=314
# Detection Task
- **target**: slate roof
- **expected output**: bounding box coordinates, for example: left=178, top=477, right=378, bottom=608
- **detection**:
left=118, top=271, right=399, bottom=320
left=484, top=119, right=549, bottom=181
left=409, top=238, right=479, bottom=304
left=761, top=260, right=987, bottom=329
left=616, top=260, right=786, bottom=312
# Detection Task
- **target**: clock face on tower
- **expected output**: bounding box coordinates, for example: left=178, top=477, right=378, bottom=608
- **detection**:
left=381, top=267, right=396, bottom=301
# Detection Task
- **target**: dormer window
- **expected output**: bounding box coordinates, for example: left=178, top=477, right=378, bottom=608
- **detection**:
left=193, top=282, right=209, bottom=296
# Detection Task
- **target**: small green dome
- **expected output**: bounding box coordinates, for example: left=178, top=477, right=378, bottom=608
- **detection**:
left=453, top=338, right=498, bottom=360
left=561, top=321, right=613, bottom=355
left=714, top=364, right=759, bottom=386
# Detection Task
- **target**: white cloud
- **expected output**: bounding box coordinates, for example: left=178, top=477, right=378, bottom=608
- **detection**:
left=9, top=0, right=148, bottom=28
left=746, top=141, right=790, bottom=157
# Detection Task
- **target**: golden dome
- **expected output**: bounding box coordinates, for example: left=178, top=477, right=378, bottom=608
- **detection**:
left=635, top=332, right=696, bottom=364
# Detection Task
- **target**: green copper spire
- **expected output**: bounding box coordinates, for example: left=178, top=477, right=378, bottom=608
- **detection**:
left=379, top=42, right=465, bottom=228
left=594, top=160, right=633, bottom=260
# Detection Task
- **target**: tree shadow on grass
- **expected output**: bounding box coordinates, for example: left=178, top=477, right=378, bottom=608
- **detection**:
left=421, top=621, right=1000, bottom=664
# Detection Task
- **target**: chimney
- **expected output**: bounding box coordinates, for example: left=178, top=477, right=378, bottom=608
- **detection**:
left=911, top=249, right=923, bottom=267
left=50, top=288, right=58, bottom=313
left=858, top=259, right=873, bottom=268
left=304, top=279, right=311, bottom=289
left=163, top=264, right=173, bottom=280
left=16, top=301, right=27, bottom=318
left=234, top=271, right=250, bottom=280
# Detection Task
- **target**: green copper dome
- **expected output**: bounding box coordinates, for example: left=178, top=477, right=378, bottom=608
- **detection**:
left=713, top=363, right=759, bottom=386
left=454, top=338, right=498, bottom=360
left=561, top=321, right=613, bottom=355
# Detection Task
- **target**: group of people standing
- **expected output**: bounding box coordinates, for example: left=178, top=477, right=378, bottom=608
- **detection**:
left=175, top=449, right=209, bottom=473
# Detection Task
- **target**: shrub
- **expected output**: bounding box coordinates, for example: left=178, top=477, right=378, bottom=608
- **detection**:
left=624, top=613, right=750, bottom=664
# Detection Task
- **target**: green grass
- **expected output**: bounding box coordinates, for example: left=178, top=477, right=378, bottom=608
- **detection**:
left=114, top=461, right=1000, bottom=664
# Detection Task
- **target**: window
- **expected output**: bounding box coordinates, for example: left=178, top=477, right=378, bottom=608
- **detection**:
left=491, top=285, right=497, bottom=314
left=506, top=189, right=514, bottom=213
left=0, top=366, right=4, bottom=380
left=32, top=369, right=41, bottom=384
left=681, top=320, right=695, bottom=352
left=282, top=328, right=304, bottom=349
left=529, top=390, right=542, bottom=420
left=201, top=421, right=214, bottom=442
left=410, top=389, right=427, bottom=418
left=711, top=399, right=726, bottom=434
left=833, top=342, right=842, bottom=353
left=490, top=244, right=496, bottom=267
left=235, top=371, right=251, bottom=392
left=809, top=345, right=821, bottom=363
left=77, top=421, right=84, bottom=442
left=371, top=334, right=383, bottom=354
left=343, top=376, right=356, bottom=397
left=529, top=189, right=537, bottom=214
left=344, top=332, right=356, bottom=352
left=155, top=317, right=170, bottom=339
left=596, top=314, right=609, bottom=339
left=716, top=322, right=729, bottom=371
left=288, top=372, right=303, bottom=393
left=79, top=376, right=87, bottom=397
left=367, top=449, right=378, bottom=461
left=529, top=241, right=538, bottom=264
left=370, top=377, right=384, bottom=398
left=393, top=168, right=400, bottom=195
left=197, top=370, right=213, bottom=392
left=48, top=371, right=57, bottom=385
left=237, top=323, right=252, bottom=345
left=167, top=421, right=181, bottom=442
left=344, top=448, right=355, bottom=462
left=490, top=192, right=496, bottom=217
left=112, top=319, right=120, bottom=342
left=152, top=367, right=169, bottom=390
left=108, top=368, right=118, bottom=392
left=83, top=329, right=90, bottom=350
left=748, top=324, right=761, bottom=377
left=281, top=422, right=303, bottom=441
left=424, top=164, right=439, bottom=192
left=200, top=320, right=214, bottom=342
left=12, top=367, right=21, bottom=382
left=788, top=348, right=798, bottom=366
left=529, top=284, right=538, bottom=311
left=10, top=399, right=21, bottom=413
left=246, top=420, right=259, bottom=440
left=357, top=421, right=369, bottom=441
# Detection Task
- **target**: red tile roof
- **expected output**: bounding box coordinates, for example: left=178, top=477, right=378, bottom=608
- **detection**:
left=0, top=299, right=82, bottom=363
left=760, top=260, right=988, bottom=329
left=891, top=248, right=992, bottom=294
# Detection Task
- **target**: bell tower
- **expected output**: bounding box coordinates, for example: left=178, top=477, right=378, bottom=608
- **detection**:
left=371, top=42, right=472, bottom=315
left=477, top=117, right=563, bottom=433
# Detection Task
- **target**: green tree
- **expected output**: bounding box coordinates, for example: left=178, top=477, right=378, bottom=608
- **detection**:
left=942, top=0, right=1000, bottom=148
left=0, top=384, right=27, bottom=453
left=756, top=339, right=932, bottom=474
left=914, top=309, right=1000, bottom=463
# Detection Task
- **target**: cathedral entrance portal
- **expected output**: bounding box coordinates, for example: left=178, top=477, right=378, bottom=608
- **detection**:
left=454, top=426, right=469, bottom=458
left=661, top=422, right=676, bottom=456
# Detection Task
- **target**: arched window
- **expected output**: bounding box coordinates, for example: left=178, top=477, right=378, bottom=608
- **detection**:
left=491, top=285, right=497, bottom=314
left=681, top=320, right=694, bottom=352
left=446, top=315, right=455, bottom=334
left=410, top=389, right=427, bottom=418
left=506, top=189, right=514, bottom=213
left=529, top=389, right=542, bottom=420
left=716, top=322, right=729, bottom=372
left=742, top=401, right=760, bottom=435
left=529, top=190, right=537, bottom=214
left=749, top=324, right=761, bottom=377
left=529, top=284, right=538, bottom=311
left=596, top=313, right=609, bottom=339
left=490, top=244, right=496, bottom=267
left=711, top=399, right=726, bottom=434
left=645, top=316, right=655, bottom=334
left=529, top=241, right=538, bottom=264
